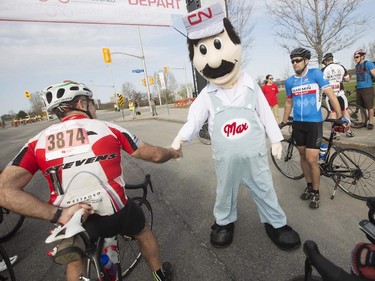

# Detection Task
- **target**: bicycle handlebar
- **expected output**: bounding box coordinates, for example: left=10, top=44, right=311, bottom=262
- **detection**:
left=303, top=240, right=367, bottom=281
left=280, top=118, right=346, bottom=129
left=125, top=174, right=154, bottom=198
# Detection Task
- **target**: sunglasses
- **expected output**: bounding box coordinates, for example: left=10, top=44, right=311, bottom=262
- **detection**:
left=354, top=56, right=360, bottom=59
left=291, top=58, right=304, bottom=64
left=268, top=78, right=273, bottom=80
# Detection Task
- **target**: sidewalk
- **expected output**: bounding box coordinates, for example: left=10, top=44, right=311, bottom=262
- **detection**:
left=115, top=105, right=375, bottom=154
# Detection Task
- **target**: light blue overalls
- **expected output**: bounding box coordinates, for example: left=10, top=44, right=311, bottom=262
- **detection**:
left=209, top=87, right=287, bottom=228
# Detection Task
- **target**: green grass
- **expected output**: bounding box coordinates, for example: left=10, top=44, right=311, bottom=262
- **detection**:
left=277, top=81, right=357, bottom=107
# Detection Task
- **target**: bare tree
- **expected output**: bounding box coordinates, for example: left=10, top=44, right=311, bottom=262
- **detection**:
left=29, top=92, right=44, bottom=115
left=266, top=0, right=369, bottom=65
left=367, top=41, right=375, bottom=61
left=121, top=82, right=136, bottom=99
left=226, top=0, right=255, bottom=66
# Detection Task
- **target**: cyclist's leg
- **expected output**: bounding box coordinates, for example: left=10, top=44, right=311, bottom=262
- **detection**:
left=66, top=259, right=85, bottom=281
left=135, top=225, right=161, bottom=271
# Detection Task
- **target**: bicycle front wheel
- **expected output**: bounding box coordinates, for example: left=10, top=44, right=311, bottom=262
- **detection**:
left=0, top=208, right=25, bottom=243
left=348, top=102, right=368, bottom=128
left=198, top=122, right=211, bottom=145
left=118, top=197, right=153, bottom=278
left=271, top=139, right=304, bottom=180
left=329, top=148, right=375, bottom=200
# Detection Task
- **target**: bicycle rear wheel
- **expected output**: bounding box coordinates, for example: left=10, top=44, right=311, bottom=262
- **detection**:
left=0, top=208, right=25, bottom=243
left=271, top=139, right=304, bottom=180
left=198, top=122, right=211, bottom=145
left=118, top=197, right=153, bottom=278
left=329, top=148, right=375, bottom=200
left=0, top=245, right=16, bottom=281
left=348, top=102, right=368, bottom=128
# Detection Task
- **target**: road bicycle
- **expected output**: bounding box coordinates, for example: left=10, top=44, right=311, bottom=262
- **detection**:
left=0, top=244, right=16, bottom=281
left=344, top=89, right=368, bottom=128
left=0, top=207, right=25, bottom=243
left=271, top=119, right=375, bottom=200
left=198, top=121, right=211, bottom=145
left=292, top=197, right=375, bottom=281
left=348, top=101, right=368, bottom=128
left=46, top=174, right=154, bottom=281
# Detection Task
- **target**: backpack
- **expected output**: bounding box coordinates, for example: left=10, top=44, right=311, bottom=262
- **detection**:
left=363, top=61, right=375, bottom=83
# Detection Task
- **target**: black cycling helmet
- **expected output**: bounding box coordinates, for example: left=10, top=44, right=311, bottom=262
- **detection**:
left=322, top=53, right=334, bottom=63
left=290, top=48, right=311, bottom=60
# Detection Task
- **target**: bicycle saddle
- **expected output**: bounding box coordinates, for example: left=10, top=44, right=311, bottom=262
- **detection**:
left=45, top=208, right=86, bottom=243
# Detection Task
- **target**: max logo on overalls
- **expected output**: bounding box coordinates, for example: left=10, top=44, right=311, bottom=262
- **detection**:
left=222, top=119, right=249, bottom=139
left=187, top=7, right=212, bottom=25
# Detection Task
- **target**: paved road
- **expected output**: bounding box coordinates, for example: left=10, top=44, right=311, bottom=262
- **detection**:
left=0, top=108, right=372, bottom=281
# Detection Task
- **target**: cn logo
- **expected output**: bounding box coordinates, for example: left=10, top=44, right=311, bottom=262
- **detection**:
left=221, top=118, right=250, bottom=140
left=187, top=7, right=213, bottom=25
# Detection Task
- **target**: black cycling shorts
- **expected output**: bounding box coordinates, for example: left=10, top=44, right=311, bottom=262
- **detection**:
left=83, top=198, right=146, bottom=241
left=292, top=121, right=323, bottom=149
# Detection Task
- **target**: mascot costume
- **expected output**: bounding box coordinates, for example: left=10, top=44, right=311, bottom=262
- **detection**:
left=171, top=3, right=301, bottom=251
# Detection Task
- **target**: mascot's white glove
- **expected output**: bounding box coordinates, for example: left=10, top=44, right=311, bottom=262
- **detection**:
left=271, top=142, right=282, bottom=160
left=171, top=135, right=187, bottom=150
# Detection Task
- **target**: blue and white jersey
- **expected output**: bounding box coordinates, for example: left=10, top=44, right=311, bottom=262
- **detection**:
left=285, top=68, right=330, bottom=122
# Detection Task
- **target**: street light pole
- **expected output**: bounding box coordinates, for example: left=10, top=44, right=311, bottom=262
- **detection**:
left=169, top=64, right=191, bottom=98
left=109, top=27, right=153, bottom=113
left=137, top=26, right=152, bottom=113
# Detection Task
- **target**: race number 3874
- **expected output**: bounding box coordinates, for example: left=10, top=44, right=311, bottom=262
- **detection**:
left=47, top=128, right=89, bottom=152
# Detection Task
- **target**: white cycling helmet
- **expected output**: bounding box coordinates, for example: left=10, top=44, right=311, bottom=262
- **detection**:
left=41, top=80, right=93, bottom=112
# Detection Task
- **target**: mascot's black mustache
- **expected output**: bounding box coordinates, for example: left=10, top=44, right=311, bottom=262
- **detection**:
left=201, top=60, right=236, bottom=79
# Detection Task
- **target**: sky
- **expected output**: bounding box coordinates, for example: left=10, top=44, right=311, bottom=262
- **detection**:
left=1, top=0, right=375, bottom=115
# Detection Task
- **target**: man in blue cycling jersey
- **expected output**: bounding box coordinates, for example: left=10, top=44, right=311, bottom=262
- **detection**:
left=281, top=48, right=347, bottom=209
left=354, top=49, right=375, bottom=130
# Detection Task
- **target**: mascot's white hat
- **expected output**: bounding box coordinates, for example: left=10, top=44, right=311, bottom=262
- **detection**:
left=182, top=3, right=225, bottom=40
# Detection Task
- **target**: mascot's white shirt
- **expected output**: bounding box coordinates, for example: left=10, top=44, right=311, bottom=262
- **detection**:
left=178, top=72, right=283, bottom=144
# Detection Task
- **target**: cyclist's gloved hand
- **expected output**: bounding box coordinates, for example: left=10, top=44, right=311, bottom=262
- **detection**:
left=278, top=122, right=285, bottom=129
left=171, top=135, right=186, bottom=150
left=271, top=142, right=282, bottom=160
left=340, top=116, right=350, bottom=125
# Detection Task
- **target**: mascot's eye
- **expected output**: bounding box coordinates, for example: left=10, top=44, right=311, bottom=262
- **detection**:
left=213, top=38, right=222, bottom=50
left=199, top=44, right=207, bottom=55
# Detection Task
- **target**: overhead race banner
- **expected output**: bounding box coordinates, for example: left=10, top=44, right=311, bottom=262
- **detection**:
left=0, top=0, right=187, bottom=27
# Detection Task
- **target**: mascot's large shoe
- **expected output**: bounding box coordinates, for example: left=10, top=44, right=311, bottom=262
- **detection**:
left=264, top=223, right=301, bottom=251
left=210, top=222, right=234, bottom=247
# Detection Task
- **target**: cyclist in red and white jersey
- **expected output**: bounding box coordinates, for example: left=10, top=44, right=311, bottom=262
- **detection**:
left=0, top=81, right=181, bottom=281
left=321, top=52, right=355, bottom=137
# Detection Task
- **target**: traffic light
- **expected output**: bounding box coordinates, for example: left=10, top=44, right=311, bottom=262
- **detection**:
left=25, top=91, right=30, bottom=98
left=102, top=48, right=112, bottom=63
left=164, top=66, right=169, bottom=74
left=149, top=76, right=154, bottom=85
left=141, top=78, right=146, bottom=87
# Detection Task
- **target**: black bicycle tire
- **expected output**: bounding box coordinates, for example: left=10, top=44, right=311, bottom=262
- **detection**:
left=348, top=102, right=368, bottom=128
left=198, top=123, right=211, bottom=145
left=119, top=197, right=153, bottom=278
left=329, top=148, right=375, bottom=200
left=271, top=139, right=304, bottom=180
left=0, top=245, right=16, bottom=281
left=0, top=208, right=25, bottom=243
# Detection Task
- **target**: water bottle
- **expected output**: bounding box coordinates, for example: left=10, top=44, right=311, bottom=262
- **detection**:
left=100, top=253, right=117, bottom=281
left=319, top=143, right=327, bottom=160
